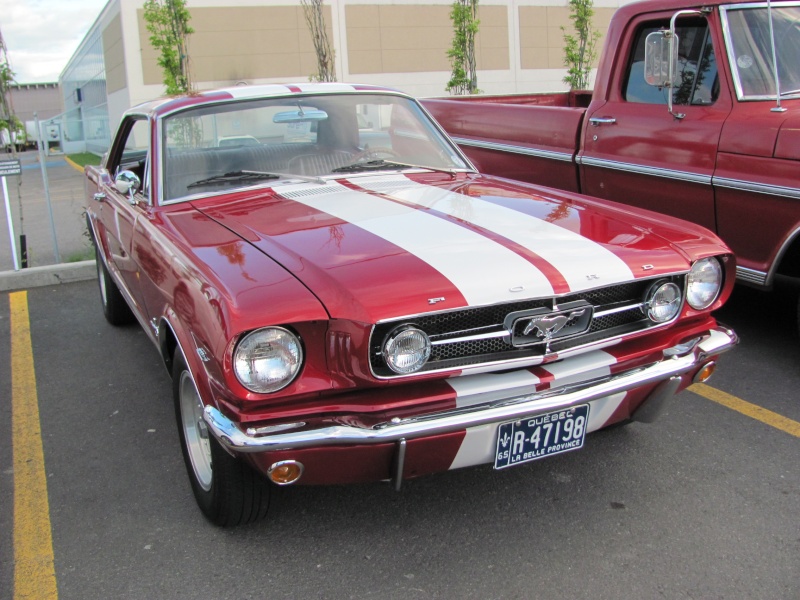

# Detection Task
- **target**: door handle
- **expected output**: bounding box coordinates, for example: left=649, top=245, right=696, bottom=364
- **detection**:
left=589, top=117, right=617, bottom=126
left=93, top=192, right=106, bottom=202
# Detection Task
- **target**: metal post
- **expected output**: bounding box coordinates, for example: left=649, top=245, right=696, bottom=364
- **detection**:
left=2, top=173, right=20, bottom=270
left=35, top=112, right=61, bottom=263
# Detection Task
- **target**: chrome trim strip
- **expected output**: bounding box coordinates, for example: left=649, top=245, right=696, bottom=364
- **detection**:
left=593, top=302, right=645, bottom=318
left=450, top=137, right=575, bottom=163
left=736, top=266, right=769, bottom=286
left=373, top=272, right=687, bottom=326
left=431, top=329, right=508, bottom=346
left=204, top=326, right=738, bottom=453
left=578, top=156, right=712, bottom=186
left=712, top=176, right=800, bottom=200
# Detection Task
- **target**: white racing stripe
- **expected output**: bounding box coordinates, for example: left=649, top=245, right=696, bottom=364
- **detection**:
left=356, top=174, right=634, bottom=292
left=446, top=350, right=623, bottom=470
left=275, top=180, right=555, bottom=305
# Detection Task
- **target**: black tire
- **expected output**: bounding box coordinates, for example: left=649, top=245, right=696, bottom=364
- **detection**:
left=172, top=348, right=273, bottom=526
left=95, top=244, right=135, bottom=326
left=797, top=292, right=800, bottom=340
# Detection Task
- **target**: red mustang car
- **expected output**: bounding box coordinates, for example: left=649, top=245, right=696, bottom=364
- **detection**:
left=86, top=83, right=738, bottom=526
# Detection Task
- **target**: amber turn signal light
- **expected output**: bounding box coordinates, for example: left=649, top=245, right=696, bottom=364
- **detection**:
left=693, top=361, right=717, bottom=384
left=267, top=460, right=304, bottom=485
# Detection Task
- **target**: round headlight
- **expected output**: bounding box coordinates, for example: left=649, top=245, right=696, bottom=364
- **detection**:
left=687, top=257, right=722, bottom=310
left=383, top=326, right=431, bottom=374
left=233, top=327, right=303, bottom=393
left=645, top=281, right=682, bottom=323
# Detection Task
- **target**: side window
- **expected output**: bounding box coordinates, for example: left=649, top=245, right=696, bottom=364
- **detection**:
left=624, top=19, right=719, bottom=106
left=111, top=118, right=150, bottom=199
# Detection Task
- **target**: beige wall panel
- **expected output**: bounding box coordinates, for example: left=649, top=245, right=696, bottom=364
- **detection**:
left=381, top=49, right=451, bottom=73
left=189, top=6, right=302, bottom=32
left=347, top=28, right=383, bottom=52
left=520, top=26, right=549, bottom=49
left=519, top=7, right=548, bottom=27
left=138, top=6, right=332, bottom=86
left=378, top=5, right=450, bottom=27
left=479, top=5, right=507, bottom=27
left=547, top=47, right=564, bottom=69
left=103, top=14, right=127, bottom=94
left=477, top=5, right=510, bottom=72
left=348, top=50, right=383, bottom=75
left=477, top=47, right=509, bottom=71
left=520, top=5, right=610, bottom=71
left=520, top=48, right=550, bottom=70
left=346, top=5, right=453, bottom=74
left=380, top=27, right=452, bottom=51
left=347, top=4, right=507, bottom=74
left=346, top=5, right=380, bottom=28
left=545, top=7, right=572, bottom=30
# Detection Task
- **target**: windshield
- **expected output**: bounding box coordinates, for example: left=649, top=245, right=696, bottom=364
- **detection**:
left=721, top=3, right=800, bottom=100
left=160, top=93, right=470, bottom=201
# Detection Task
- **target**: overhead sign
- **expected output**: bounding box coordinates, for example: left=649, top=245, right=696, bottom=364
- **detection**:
left=0, top=159, right=21, bottom=177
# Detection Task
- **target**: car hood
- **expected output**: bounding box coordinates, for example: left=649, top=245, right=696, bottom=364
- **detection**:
left=195, top=172, right=726, bottom=323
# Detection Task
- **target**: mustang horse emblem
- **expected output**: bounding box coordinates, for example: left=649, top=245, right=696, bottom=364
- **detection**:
left=521, top=308, right=588, bottom=350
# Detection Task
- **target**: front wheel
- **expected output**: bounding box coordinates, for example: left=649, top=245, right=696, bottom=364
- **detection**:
left=172, top=349, right=273, bottom=526
left=95, top=244, right=135, bottom=326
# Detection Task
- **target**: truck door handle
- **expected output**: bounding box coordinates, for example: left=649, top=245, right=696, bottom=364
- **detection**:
left=93, top=192, right=106, bottom=202
left=589, top=117, right=617, bottom=126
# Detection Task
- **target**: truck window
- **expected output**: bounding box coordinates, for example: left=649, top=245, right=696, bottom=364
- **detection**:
left=721, top=4, right=800, bottom=100
left=624, top=19, right=719, bottom=106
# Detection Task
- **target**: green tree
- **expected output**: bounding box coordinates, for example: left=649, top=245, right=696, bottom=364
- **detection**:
left=0, top=49, right=21, bottom=150
left=446, top=0, right=480, bottom=95
left=301, top=0, right=337, bottom=82
left=143, top=0, right=194, bottom=95
left=562, top=0, right=601, bottom=90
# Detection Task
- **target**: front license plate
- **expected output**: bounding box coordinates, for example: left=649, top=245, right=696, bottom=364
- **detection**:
left=494, top=405, right=589, bottom=470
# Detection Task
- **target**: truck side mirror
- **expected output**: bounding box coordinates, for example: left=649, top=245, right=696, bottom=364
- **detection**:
left=643, top=30, right=677, bottom=88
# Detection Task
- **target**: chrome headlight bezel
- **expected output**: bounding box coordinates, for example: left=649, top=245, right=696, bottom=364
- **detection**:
left=686, top=257, right=723, bottom=310
left=233, top=326, right=303, bottom=394
left=382, top=325, right=432, bottom=375
left=644, top=280, right=683, bottom=323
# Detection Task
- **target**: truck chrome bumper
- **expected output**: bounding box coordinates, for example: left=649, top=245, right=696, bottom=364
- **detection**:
left=204, top=326, right=737, bottom=454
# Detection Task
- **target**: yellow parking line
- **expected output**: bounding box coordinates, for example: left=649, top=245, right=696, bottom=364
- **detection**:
left=691, top=383, right=800, bottom=438
left=10, top=291, right=59, bottom=599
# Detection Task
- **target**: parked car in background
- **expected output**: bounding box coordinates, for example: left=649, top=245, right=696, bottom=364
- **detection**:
left=85, top=83, right=737, bottom=526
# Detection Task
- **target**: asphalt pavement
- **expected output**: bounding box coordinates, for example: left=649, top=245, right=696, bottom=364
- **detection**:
left=0, top=149, right=96, bottom=291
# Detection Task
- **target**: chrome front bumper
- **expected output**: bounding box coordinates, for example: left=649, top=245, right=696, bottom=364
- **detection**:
left=204, top=325, right=738, bottom=454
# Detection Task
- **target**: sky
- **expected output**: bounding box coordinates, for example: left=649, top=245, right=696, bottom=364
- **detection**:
left=1, top=0, right=109, bottom=83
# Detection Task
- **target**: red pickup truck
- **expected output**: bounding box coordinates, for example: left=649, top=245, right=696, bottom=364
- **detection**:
left=422, top=0, right=800, bottom=328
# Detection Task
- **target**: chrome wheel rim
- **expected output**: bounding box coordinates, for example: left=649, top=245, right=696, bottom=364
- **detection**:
left=179, top=370, right=213, bottom=491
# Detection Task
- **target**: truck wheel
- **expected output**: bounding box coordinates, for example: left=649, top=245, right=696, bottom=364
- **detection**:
left=172, top=349, right=273, bottom=526
left=797, top=293, right=800, bottom=340
left=95, top=245, right=135, bottom=326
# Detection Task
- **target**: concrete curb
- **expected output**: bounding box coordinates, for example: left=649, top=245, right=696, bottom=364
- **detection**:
left=0, top=260, right=97, bottom=292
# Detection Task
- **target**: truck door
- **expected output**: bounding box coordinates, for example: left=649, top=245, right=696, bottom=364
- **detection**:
left=579, top=13, right=733, bottom=231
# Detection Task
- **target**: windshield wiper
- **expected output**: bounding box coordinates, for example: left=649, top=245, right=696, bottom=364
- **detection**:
left=331, top=159, right=461, bottom=177
left=779, top=88, right=800, bottom=97
left=187, top=170, right=280, bottom=189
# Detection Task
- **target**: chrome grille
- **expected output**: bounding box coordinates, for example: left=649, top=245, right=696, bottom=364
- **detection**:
left=370, top=276, right=685, bottom=378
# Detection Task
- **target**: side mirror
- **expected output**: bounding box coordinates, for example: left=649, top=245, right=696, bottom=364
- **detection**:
left=643, top=10, right=705, bottom=120
left=114, top=170, right=141, bottom=202
left=643, top=30, right=677, bottom=88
